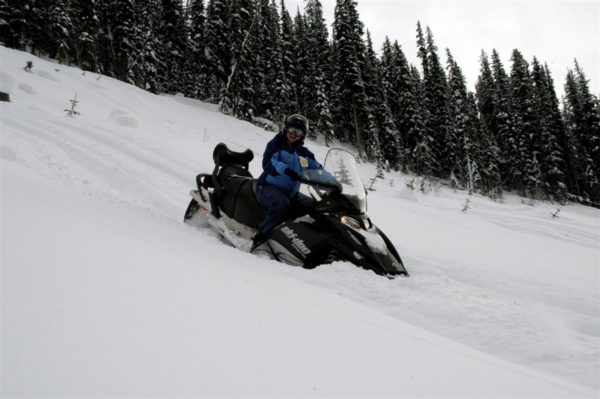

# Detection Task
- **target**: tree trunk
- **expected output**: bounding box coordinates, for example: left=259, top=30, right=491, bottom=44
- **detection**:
left=352, top=96, right=363, bottom=158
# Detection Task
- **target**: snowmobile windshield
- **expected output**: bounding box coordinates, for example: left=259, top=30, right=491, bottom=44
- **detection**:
left=323, top=149, right=367, bottom=214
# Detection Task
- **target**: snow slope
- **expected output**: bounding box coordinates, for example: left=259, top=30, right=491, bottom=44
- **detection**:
left=1, top=46, right=598, bottom=397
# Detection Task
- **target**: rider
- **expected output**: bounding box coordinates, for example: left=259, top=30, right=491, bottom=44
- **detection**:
left=253, top=114, right=322, bottom=248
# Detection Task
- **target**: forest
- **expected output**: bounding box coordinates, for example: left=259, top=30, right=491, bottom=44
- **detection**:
left=1, top=0, right=599, bottom=204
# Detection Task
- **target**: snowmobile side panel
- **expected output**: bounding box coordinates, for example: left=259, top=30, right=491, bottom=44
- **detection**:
left=220, top=213, right=257, bottom=241
left=268, top=221, right=342, bottom=268
left=267, top=240, right=304, bottom=266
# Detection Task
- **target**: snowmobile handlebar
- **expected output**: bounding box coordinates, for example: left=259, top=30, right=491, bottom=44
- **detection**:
left=299, top=176, right=343, bottom=195
left=298, top=168, right=343, bottom=196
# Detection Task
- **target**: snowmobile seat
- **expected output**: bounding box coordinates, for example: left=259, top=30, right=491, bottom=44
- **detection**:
left=219, top=174, right=251, bottom=218
left=233, top=180, right=267, bottom=228
left=218, top=165, right=252, bottom=180
left=211, top=143, right=254, bottom=218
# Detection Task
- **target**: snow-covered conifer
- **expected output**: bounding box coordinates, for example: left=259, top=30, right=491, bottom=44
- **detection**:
left=563, top=62, right=600, bottom=201
left=509, top=49, right=539, bottom=196
left=331, top=0, right=371, bottom=158
left=278, top=0, right=296, bottom=116
left=381, top=40, right=420, bottom=171
left=221, top=0, right=257, bottom=119
left=204, top=0, right=231, bottom=102
left=475, top=51, right=495, bottom=140
left=46, top=0, right=74, bottom=64
left=303, top=0, right=332, bottom=139
left=98, top=0, right=138, bottom=82
left=489, top=50, right=515, bottom=189
left=156, top=0, right=189, bottom=93
left=130, top=0, right=161, bottom=93
left=364, top=31, right=397, bottom=169
left=446, top=49, right=471, bottom=187
left=253, top=0, right=281, bottom=118
left=0, top=0, right=24, bottom=49
left=185, top=0, right=207, bottom=99
left=530, top=57, right=568, bottom=200
left=423, top=26, right=452, bottom=178
left=291, top=10, right=309, bottom=116
left=71, top=0, right=100, bottom=72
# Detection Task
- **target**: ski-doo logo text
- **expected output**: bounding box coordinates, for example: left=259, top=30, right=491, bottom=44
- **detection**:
left=281, top=227, right=311, bottom=256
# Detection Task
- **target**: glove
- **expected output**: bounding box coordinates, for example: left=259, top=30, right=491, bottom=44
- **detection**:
left=284, top=168, right=301, bottom=181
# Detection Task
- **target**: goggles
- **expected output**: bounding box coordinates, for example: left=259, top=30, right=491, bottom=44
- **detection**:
left=286, top=126, right=305, bottom=137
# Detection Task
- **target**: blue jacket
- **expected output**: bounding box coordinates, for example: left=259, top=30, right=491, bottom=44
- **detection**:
left=257, top=133, right=322, bottom=197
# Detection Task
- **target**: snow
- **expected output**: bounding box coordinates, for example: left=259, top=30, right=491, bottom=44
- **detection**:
left=1, top=46, right=598, bottom=397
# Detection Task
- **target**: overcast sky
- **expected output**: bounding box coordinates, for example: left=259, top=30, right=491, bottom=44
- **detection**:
left=284, top=0, right=599, bottom=94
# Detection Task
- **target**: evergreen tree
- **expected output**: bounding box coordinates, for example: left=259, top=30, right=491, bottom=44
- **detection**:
left=563, top=62, right=600, bottom=201
left=562, top=70, right=583, bottom=189
left=381, top=39, right=422, bottom=172
left=364, top=31, right=395, bottom=169
left=415, top=22, right=429, bottom=81
left=71, top=0, right=100, bottom=72
left=186, top=0, right=207, bottom=98
left=253, top=0, right=280, bottom=118
left=0, top=0, right=25, bottom=49
left=291, top=9, right=309, bottom=115
left=156, top=0, right=189, bottom=93
left=21, top=0, right=52, bottom=56
left=509, top=49, right=540, bottom=196
left=530, top=57, right=568, bottom=200
left=489, top=50, right=515, bottom=188
left=313, top=77, right=335, bottom=145
left=303, top=0, right=332, bottom=139
left=467, top=91, right=502, bottom=197
left=475, top=51, right=495, bottom=140
left=446, top=49, right=471, bottom=187
left=221, top=0, right=257, bottom=118
left=48, top=0, right=74, bottom=64
left=447, top=49, right=502, bottom=196
left=21, top=0, right=74, bottom=62
left=331, top=0, right=371, bottom=158
left=263, top=0, right=291, bottom=121
left=543, top=64, right=575, bottom=196
left=408, top=62, right=435, bottom=176
left=416, top=22, right=451, bottom=177
left=424, top=26, right=452, bottom=178
left=414, top=23, right=436, bottom=176
left=99, top=0, right=139, bottom=82
left=131, top=0, right=162, bottom=92
left=278, top=0, right=296, bottom=116
left=573, top=60, right=600, bottom=185
left=204, top=0, right=231, bottom=102
left=96, top=0, right=114, bottom=77
left=474, top=51, right=504, bottom=196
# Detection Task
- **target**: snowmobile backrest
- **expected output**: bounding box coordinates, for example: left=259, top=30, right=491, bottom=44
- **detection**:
left=213, top=143, right=254, bottom=170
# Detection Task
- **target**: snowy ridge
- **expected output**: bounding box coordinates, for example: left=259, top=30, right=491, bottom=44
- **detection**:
left=1, top=46, right=598, bottom=397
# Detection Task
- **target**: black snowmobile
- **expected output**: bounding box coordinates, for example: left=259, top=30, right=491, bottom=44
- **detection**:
left=184, top=143, right=408, bottom=277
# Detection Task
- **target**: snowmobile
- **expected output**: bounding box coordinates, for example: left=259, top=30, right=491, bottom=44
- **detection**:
left=184, top=143, right=408, bottom=277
